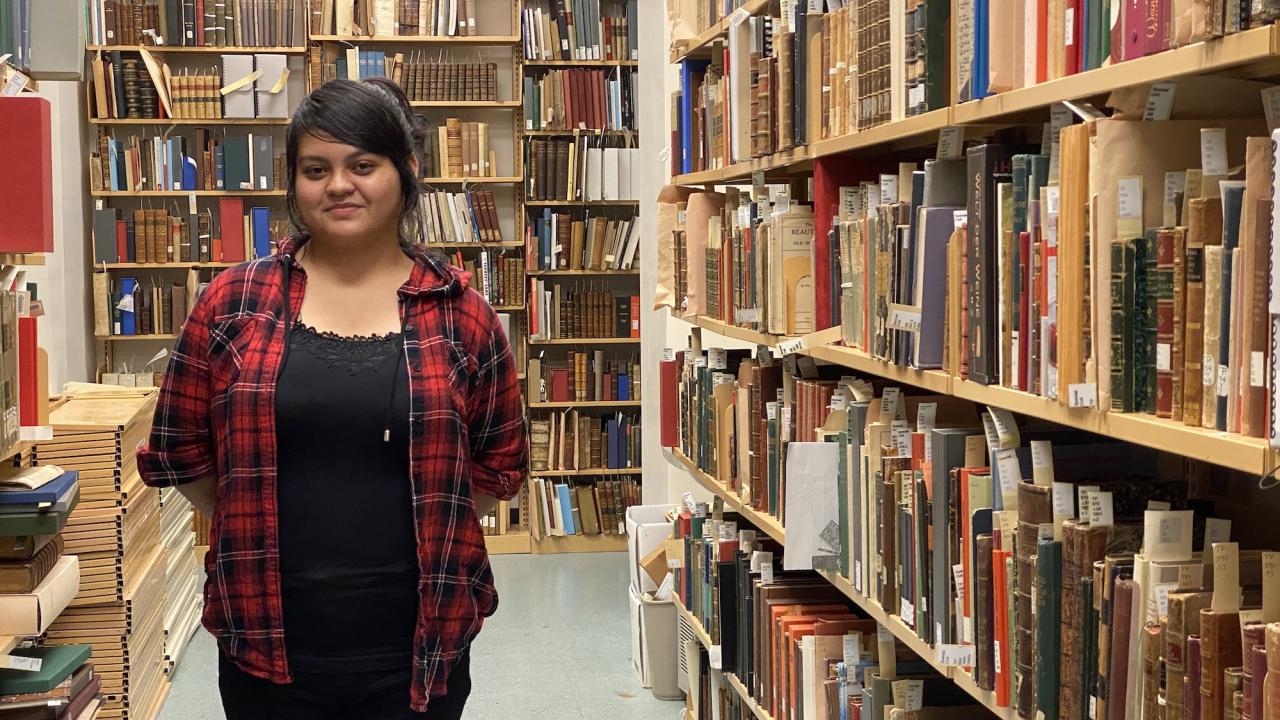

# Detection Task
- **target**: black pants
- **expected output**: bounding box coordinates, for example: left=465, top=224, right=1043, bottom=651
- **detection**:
left=218, top=653, right=471, bottom=720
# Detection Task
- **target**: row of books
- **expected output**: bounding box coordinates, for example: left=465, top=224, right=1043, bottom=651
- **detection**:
left=529, top=284, right=638, bottom=341
left=674, top=512, right=991, bottom=720
left=0, top=466, right=101, bottom=720
left=529, top=477, right=640, bottom=537
left=87, top=0, right=304, bottom=47
left=447, top=250, right=524, bottom=308
left=527, top=351, right=639, bottom=403
left=664, top=186, right=817, bottom=337
left=666, top=0, right=755, bottom=40
left=664, top=343, right=1280, bottom=720
left=311, top=0, right=482, bottom=38
left=959, top=0, right=1280, bottom=103
left=530, top=410, right=639, bottom=473
left=523, top=67, right=636, bottom=132
left=526, top=139, right=639, bottom=201
left=90, top=51, right=292, bottom=120
left=92, top=200, right=284, bottom=264
left=419, top=118, right=497, bottom=179
left=305, top=48, right=497, bottom=102
left=92, top=129, right=282, bottom=193
left=520, top=0, right=638, bottom=61
left=95, top=275, right=203, bottom=337
left=417, top=189, right=505, bottom=244
left=527, top=210, right=639, bottom=271
left=478, top=500, right=521, bottom=536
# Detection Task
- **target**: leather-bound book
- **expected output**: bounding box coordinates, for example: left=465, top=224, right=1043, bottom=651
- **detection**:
left=1264, top=622, right=1277, bottom=720
left=1226, top=666, right=1244, bottom=720
left=0, top=535, right=64, bottom=593
left=1240, top=198, right=1271, bottom=437
left=1182, top=196, right=1223, bottom=426
left=1241, top=624, right=1265, bottom=720
left=1171, top=226, right=1188, bottom=420
left=1200, top=608, right=1243, bottom=720
left=1015, top=481, right=1052, bottom=719
left=976, top=534, right=995, bottom=690
left=1035, top=537, right=1062, bottom=720
left=1082, top=576, right=1100, bottom=720
left=0, top=534, right=57, bottom=562
left=1142, top=623, right=1165, bottom=719
left=1167, top=592, right=1213, bottom=720
left=1060, top=520, right=1117, bottom=720
left=1110, top=238, right=1138, bottom=411
left=1188, top=634, right=1204, bottom=719
left=1107, top=577, right=1137, bottom=720
left=1154, top=228, right=1176, bottom=417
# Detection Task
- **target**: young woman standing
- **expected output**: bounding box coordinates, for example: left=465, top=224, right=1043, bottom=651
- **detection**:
left=138, top=78, right=528, bottom=719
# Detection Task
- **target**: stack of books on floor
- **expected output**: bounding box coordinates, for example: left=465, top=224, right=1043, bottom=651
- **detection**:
left=527, top=477, right=639, bottom=538
left=156, top=488, right=199, bottom=678
left=35, top=392, right=174, bottom=720
left=0, top=465, right=99, bottom=720
left=0, top=645, right=102, bottom=720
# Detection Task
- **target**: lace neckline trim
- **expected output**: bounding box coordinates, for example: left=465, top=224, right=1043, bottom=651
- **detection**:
left=294, top=321, right=401, bottom=344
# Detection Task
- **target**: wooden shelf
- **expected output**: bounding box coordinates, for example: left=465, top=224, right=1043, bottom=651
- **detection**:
left=484, top=532, right=531, bottom=555
left=90, top=117, right=289, bottom=125
left=88, top=45, right=307, bottom=54
left=531, top=533, right=627, bottom=554
left=668, top=0, right=771, bottom=63
left=423, top=241, right=523, bottom=249
left=0, top=253, right=46, bottom=266
left=802, top=344, right=953, bottom=395
left=96, top=334, right=178, bottom=341
left=953, top=25, right=1280, bottom=124
left=0, top=635, right=16, bottom=655
left=91, top=190, right=285, bottom=197
left=101, top=262, right=239, bottom=269
left=523, top=128, right=636, bottom=136
left=811, top=107, right=954, bottom=159
left=668, top=447, right=785, bottom=544
left=528, top=400, right=641, bottom=409
left=411, top=100, right=521, bottom=108
left=528, top=269, right=638, bottom=276
left=492, top=305, right=526, bottom=312
left=420, top=176, right=522, bottom=184
left=311, top=34, right=521, bottom=45
left=693, top=313, right=1271, bottom=475
left=525, top=200, right=640, bottom=207
left=523, top=59, right=639, bottom=67
left=531, top=467, right=643, bottom=476
left=528, top=337, right=639, bottom=345
left=675, top=145, right=812, bottom=186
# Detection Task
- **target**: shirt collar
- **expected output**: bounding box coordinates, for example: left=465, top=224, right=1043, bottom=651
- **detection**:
left=276, top=234, right=465, bottom=298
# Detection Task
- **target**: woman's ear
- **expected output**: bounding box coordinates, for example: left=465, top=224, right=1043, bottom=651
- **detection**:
left=408, top=154, right=420, bottom=178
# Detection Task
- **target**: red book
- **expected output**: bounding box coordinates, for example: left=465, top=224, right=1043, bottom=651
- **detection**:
left=562, top=69, right=574, bottom=130
left=993, top=548, right=1012, bottom=706
left=1064, top=0, right=1081, bottom=75
left=1019, top=230, right=1031, bottom=391
left=0, top=97, right=53, bottom=253
left=595, top=70, right=606, bottom=130
left=218, top=197, right=246, bottom=262
left=665, top=351, right=686, bottom=445
left=1036, top=0, right=1049, bottom=82
left=116, top=221, right=128, bottom=263
left=1125, top=0, right=1146, bottom=60
left=630, top=296, right=639, bottom=338
left=195, top=0, right=205, bottom=45
left=17, top=316, right=37, bottom=427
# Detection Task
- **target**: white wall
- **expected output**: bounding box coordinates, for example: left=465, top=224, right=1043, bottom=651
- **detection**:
left=23, top=78, right=95, bottom=394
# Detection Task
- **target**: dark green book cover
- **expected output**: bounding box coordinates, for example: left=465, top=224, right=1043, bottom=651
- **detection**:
left=1109, top=239, right=1137, bottom=412
left=1080, top=576, right=1098, bottom=720
left=1035, top=538, right=1063, bottom=720
left=0, top=645, right=90, bottom=694
left=1138, top=229, right=1158, bottom=414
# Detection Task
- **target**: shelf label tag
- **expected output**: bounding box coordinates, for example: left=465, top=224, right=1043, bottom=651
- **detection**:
left=0, top=655, right=41, bottom=672
left=936, top=644, right=976, bottom=666
left=1163, top=171, right=1186, bottom=227
left=937, top=126, right=964, bottom=160
left=1144, top=81, right=1178, bottom=121
left=1200, top=128, right=1229, bottom=176
left=879, top=174, right=898, bottom=205
left=1067, top=383, right=1098, bottom=408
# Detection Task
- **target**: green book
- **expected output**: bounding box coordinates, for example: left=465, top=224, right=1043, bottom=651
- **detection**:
left=766, top=407, right=779, bottom=516
left=0, top=645, right=91, bottom=695
left=0, top=502, right=77, bottom=537
left=1035, top=538, right=1063, bottom=720
left=1080, top=575, right=1098, bottom=720
left=1109, top=239, right=1137, bottom=412
left=1138, top=229, right=1158, bottom=413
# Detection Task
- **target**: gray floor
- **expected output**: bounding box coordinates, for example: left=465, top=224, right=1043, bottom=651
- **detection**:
left=158, top=553, right=685, bottom=720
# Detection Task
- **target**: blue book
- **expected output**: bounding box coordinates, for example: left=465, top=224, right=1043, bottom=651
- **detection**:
left=972, top=0, right=989, bottom=100
left=183, top=156, right=198, bottom=192
left=214, top=144, right=225, bottom=189
left=108, top=139, right=121, bottom=191
left=541, top=208, right=553, bottom=269
left=608, top=417, right=622, bottom=469
left=463, top=192, right=482, bottom=241
left=556, top=483, right=576, bottom=535
left=1218, top=182, right=1245, bottom=431
left=120, top=277, right=138, bottom=335
left=374, top=52, right=386, bottom=77
left=617, top=373, right=630, bottom=401
left=679, top=60, right=709, bottom=174
left=251, top=207, right=271, bottom=259
left=0, top=470, right=78, bottom=506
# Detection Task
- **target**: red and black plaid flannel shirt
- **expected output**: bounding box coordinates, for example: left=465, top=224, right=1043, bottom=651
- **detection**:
left=137, top=235, right=528, bottom=712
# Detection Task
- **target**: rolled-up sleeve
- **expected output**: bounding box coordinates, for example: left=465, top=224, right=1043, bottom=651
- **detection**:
left=466, top=306, right=528, bottom=501
left=137, top=293, right=216, bottom=487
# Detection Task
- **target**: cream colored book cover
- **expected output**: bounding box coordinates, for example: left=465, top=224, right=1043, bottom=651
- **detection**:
left=779, top=208, right=816, bottom=336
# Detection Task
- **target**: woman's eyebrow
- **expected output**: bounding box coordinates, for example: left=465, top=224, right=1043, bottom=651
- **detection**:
left=297, top=152, right=374, bottom=164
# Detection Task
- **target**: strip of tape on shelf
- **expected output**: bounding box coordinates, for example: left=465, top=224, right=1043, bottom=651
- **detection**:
left=269, top=67, right=291, bottom=94
left=221, top=70, right=262, bottom=96
left=777, top=326, right=842, bottom=356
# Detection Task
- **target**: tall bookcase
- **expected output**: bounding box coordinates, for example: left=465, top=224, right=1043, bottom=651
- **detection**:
left=519, top=0, right=642, bottom=553
left=663, top=2, right=1280, bottom=719
left=83, top=0, right=533, bottom=555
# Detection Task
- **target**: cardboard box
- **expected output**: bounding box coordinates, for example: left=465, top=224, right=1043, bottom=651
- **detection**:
left=0, top=555, right=79, bottom=636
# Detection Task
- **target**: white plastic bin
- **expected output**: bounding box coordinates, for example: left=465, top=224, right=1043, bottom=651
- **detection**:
left=640, top=591, right=682, bottom=700
left=626, top=504, right=673, bottom=594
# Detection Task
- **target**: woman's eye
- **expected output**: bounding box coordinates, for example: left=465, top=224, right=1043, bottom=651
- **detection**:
left=303, top=166, right=326, bottom=177
left=354, top=161, right=375, bottom=173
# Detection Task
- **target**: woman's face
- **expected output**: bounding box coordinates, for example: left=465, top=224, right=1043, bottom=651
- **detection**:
left=294, top=132, right=412, bottom=245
